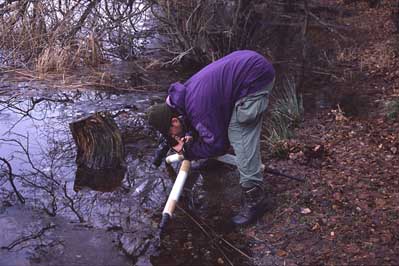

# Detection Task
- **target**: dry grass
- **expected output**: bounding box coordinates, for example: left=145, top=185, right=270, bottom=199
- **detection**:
left=0, top=0, right=145, bottom=73
left=35, top=34, right=104, bottom=74
left=36, top=46, right=72, bottom=73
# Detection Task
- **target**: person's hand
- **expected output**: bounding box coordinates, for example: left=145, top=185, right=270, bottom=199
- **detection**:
left=171, top=136, right=192, bottom=154
left=181, top=135, right=193, bottom=143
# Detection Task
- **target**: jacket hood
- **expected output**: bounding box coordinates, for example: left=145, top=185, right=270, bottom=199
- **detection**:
left=167, top=82, right=186, bottom=115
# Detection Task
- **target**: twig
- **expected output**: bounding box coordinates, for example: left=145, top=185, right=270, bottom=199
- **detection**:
left=1, top=223, right=56, bottom=250
left=63, top=182, right=85, bottom=223
left=0, top=138, right=60, bottom=186
left=308, top=11, right=347, bottom=41
left=217, top=235, right=252, bottom=260
left=179, top=203, right=251, bottom=260
left=176, top=206, right=234, bottom=266
left=177, top=205, right=252, bottom=262
left=265, top=168, right=305, bottom=182
left=162, top=47, right=194, bottom=65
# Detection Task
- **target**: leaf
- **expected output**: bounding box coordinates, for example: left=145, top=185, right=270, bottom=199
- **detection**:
left=375, top=198, right=386, bottom=208
left=300, top=207, right=312, bottom=214
left=276, top=250, right=287, bottom=257
left=311, top=223, right=320, bottom=231
left=345, top=244, right=360, bottom=254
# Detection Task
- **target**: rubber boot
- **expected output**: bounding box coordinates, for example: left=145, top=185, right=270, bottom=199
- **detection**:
left=231, top=185, right=268, bottom=226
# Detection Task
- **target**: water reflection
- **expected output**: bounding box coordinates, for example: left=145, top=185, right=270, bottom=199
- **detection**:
left=73, top=167, right=126, bottom=192
left=0, top=87, right=168, bottom=265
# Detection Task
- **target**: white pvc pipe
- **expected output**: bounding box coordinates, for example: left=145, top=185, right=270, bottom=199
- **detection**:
left=162, top=160, right=191, bottom=217
left=165, top=153, right=265, bottom=171
left=160, top=153, right=267, bottom=229
left=165, top=154, right=184, bottom=164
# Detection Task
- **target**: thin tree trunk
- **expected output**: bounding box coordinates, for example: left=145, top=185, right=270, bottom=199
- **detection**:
left=66, top=0, right=100, bottom=40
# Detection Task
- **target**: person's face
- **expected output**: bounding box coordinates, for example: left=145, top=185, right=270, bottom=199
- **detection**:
left=169, top=117, right=183, bottom=140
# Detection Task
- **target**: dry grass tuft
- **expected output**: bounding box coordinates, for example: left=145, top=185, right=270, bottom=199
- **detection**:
left=35, top=34, right=104, bottom=74
left=36, top=46, right=72, bottom=73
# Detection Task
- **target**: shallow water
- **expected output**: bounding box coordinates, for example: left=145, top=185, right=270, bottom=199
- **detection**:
left=0, top=84, right=250, bottom=266
left=0, top=85, right=170, bottom=265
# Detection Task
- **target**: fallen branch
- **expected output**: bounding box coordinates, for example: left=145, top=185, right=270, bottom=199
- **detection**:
left=265, top=167, right=305, bottom=182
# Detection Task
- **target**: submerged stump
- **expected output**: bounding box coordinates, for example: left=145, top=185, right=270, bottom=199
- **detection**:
left=70, top=112, right=126, bottom=191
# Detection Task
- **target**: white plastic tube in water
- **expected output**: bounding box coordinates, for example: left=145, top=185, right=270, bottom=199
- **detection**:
left=160, top=160, right=191, bottom=229
left=159, top=153, right=267, bottom=230
left=160, top=153, right=187, bottom=230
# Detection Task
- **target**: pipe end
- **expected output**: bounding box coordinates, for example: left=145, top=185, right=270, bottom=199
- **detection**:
left=159, top=213, right=170, bottom=231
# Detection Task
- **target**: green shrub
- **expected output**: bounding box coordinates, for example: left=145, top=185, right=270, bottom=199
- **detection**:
left=265, top=77, right=303, bottom=158
left=272, top=77, right=304, bottom=127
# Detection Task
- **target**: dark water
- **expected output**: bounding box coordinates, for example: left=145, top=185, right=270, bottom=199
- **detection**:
left=0, top=85, right=165, bottom=265
left=0, top=84, right=251, bottom=266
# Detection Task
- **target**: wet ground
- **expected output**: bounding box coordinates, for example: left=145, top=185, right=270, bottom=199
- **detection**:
left=0, top=82, right=256, bottom=266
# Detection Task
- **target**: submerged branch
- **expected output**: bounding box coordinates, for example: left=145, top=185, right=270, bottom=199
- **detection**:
left=1, top=223, right=56, bottom=250
left=0, top=138, right=60, bottom=186
left=63, top=182, right=85, bottom=223
left=0, top=157, right=25, bottom=204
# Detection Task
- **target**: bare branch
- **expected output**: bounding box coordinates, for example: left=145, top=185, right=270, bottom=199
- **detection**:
left=1, top=223, right=56, bottom=250
left=63, top=182, right=85, bottom=223
left=0, top=157, right=25, bottom=204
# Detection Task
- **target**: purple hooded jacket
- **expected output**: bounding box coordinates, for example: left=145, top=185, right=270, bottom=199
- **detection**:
left=167, top=50, right=275, bottom=160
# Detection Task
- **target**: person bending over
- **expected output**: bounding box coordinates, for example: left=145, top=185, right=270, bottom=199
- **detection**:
left=148, top=50, right=275, bottom=226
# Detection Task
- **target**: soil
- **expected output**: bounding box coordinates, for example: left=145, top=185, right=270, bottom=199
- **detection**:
left=245, top=2, right=399, bottom=265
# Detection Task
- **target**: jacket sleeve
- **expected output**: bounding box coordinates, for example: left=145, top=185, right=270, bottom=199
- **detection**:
left=183, top=119, right=229, bottom=160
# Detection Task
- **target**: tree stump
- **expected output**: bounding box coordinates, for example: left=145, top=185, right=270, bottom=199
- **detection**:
left=69, top=112, right=125, bottom=169
left=70, top=112, right=126, bottom=192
